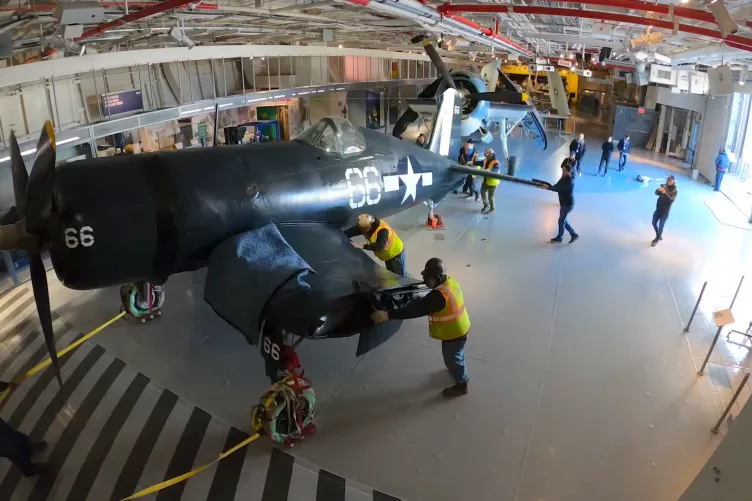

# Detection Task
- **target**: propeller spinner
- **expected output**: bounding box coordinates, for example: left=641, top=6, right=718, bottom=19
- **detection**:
left=1, top=122, right=62, bottom=385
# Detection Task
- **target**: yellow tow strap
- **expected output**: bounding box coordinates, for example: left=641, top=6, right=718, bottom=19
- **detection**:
left=118, top=433, right=260, bottom=500
left=0, top=309, right=263, bottom=500
left=0, top=311, right=126, bottom=406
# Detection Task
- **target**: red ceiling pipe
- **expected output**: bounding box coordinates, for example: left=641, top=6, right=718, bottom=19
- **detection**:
left=438, top=10, right=531, bottom=54
left=0, top=1, right=217, bottom=12
left=438, top=4, right=752, bottom=51
left=439, top=0, right=716, bottom=26
left=494, top=18, right=498, bottom=35
left=74, top=0, right=217, bottom=42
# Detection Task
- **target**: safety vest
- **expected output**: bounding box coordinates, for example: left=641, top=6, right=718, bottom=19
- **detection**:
left=428, top=277, right=471, bottom=341
left=368, top=220, right=403, bottom=262
left=483, top=158, right=501, bottom=186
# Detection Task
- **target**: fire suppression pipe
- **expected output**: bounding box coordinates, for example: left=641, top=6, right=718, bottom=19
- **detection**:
left=340, top=0, right=533, bottom=57
left=437, top=4, right=752, bottom=52
left=439, top=0, right=717, bottom=26
left=73, top=0, right=218, bottom=42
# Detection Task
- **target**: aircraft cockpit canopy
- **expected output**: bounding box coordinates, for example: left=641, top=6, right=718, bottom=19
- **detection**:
left=295, top=117, right=366, bottom=157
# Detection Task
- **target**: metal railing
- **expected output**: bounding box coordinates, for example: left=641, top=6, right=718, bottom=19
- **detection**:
left=0, top=53, right=448, bottom=149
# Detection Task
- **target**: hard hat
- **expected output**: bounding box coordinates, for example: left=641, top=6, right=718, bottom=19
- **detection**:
left=484, top=147, right=494, bottom=156
left=421, top=257, right=446, bottom=279
left=124, top=144, right=135, bottom=154
left=357, top=214, right=374, bottom=228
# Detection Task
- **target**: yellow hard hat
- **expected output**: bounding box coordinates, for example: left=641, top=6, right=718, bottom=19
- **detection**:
left=124, top=144, right=135, bottom=154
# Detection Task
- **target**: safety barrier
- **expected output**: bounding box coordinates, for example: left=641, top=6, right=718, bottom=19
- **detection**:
left=712, top=372, right=750, bottom=434
left=0, top=309, right=263, bottom=500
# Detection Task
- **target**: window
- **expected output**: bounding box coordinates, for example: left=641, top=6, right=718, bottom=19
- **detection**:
left=294, top=118, right=366, bottom=157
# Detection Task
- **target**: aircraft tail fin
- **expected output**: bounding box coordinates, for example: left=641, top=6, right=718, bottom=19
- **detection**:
left=480, top=59, right=502, bottom=92
left=427, top=88, right=463, bottom=160
left=547, top=71, right=570, bottom=116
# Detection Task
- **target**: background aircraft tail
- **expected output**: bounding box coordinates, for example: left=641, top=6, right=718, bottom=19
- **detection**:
left=547, top=71, right=570, bottom=116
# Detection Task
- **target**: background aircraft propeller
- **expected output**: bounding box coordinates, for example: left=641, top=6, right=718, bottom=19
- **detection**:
left=411, top=35, right=525, bottom=105
left=2, top=122, right=61, bottom=385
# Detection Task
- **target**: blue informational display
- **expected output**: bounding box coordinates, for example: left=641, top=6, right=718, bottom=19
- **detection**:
left=101, top=90, right=144, bottom=116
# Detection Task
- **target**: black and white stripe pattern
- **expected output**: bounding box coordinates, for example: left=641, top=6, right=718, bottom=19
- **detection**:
left=0, top=287, right=405, bottom=501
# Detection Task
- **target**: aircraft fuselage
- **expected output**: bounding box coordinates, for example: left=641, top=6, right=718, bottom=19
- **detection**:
left=50, top=126, right=463, bottom=290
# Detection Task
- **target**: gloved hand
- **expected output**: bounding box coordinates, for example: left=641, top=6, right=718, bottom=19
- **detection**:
left=371, top=310, right=389, bottom=325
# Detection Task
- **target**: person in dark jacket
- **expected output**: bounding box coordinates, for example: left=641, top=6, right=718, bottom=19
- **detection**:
left=549, top=163, right=579, bottom=243
left=651, top=175, right=677, bottom=246
left=0, top=382, right=47, bottom=477
left=415, top=134, right=426, bottom=148
left=370, top=258, right=470, bottom=398
left=568, top=133, right=586, bottom=177
left=345, top=214, right=407, bottom=277
left=458, top=139, right=479, bottom=200
left=714, top=148, right=730, bottom=191
left=561, top=151, right=578, bottom=174
left=617, top=135, right=630, bottom=171
left=598, top=136, right=614, bottom=176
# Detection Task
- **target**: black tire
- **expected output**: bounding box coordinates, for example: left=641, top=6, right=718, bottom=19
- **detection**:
left=508, top=156, right=518, bottom=177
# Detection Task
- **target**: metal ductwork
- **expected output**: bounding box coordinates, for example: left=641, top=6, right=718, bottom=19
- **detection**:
left=339, top=0, right=533, bottom=58
left=669, top=42, right=750, bottom=65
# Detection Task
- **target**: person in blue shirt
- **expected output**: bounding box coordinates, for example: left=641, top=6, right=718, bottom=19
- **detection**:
left=714, top=148, right=730, bottom=192
left=617, top=135, right=630, bottom=171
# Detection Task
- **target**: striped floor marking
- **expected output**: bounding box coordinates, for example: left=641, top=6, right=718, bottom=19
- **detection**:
left=0, top=286, right=406, bottom=501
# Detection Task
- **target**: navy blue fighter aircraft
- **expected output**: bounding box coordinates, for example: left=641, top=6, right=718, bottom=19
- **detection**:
left=0, top=37, right=549, bottom=386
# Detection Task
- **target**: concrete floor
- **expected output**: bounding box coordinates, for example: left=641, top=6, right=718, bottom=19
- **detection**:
left=2, top=124, right=752, bottom=501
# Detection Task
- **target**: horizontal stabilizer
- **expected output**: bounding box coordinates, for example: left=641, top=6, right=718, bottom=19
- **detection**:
left=450, top=164, right=550, bottom=189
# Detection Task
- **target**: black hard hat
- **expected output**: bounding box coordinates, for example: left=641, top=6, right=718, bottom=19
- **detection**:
left=421, top=257, right=446, bottom=278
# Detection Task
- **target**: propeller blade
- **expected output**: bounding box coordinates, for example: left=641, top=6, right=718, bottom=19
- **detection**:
left=29, top=254, right=62, bottom=386
left=411, top=35, right=455, bottom=91
left=26, top=121, right=56, bottom=235
left=9, top=131, right=28, bottom=218
left=469, top=90, right=526, bottom=103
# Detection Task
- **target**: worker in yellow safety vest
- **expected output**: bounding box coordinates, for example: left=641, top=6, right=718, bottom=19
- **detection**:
left=371, top=258, right=470, bottom=397
left=345, top=214, right=407, bottom=277
left=480, top=147, right=501, bottom=214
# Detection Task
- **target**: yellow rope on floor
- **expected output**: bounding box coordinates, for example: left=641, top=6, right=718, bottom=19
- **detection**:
left=118, top=433, right=260, bottom=500
left=0, top=311, right=126, bottom=406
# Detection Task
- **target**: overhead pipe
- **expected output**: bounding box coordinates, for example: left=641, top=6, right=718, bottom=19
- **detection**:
left=436, top=4, right=752, bottom=52
left=0, top=2, right=217, bottom=13
left=669, top=42, right=750, bottom=64
left=438, top=0, right=718, bottom=26
left=74, top=0, right=217, bottom=42
left=339, top=0, right=533, bottom=57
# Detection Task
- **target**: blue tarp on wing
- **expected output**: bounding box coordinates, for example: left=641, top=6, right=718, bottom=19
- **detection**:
left=204, top=223, right=313, bottom=345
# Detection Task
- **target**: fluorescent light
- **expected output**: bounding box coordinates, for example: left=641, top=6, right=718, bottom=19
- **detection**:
left=21, top=148, right=36, bottom=156
left=248, top=97, right=268, bottom=102
left=297, top=91, right=310, bottom=95
left=202, top=106, right=214, bottom=111
left=56, top=136, right=80, bottom=146
left=653, top=52, right=672, bottom=64
left=739, top=80, right=745, bottom=86
left=219, top=103, right=232, bottom=108
left=273, top=95, right=285, bottom=99
left=335, top=87, right=345, bottom=90
left=0, top=156, right=10, bottom=163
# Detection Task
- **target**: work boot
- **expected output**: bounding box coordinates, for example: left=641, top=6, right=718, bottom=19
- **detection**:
left=569, top=234, right=579, bottom=243
left=487, top=208, right=495, bottom=214
left=442, top=381, right=468, bottom=398
left=31, top=441, right=48, bottom=456
left=651, top=239, right=658, bottom=247
left=481, top=206, right=489, bottom=214
left=550, top=237, right=563, bottom=243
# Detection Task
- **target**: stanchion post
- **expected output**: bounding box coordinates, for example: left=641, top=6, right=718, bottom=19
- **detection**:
left=729, top=275, right=745, bottom=309
left=684, top=281, right=708, bottom=332
left=698, top=326, right=723, bottom=375
left=712, top=372, right=750, bottom=434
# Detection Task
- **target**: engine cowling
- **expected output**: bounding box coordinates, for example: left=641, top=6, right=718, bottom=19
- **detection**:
left=437, top=71, right=490, bottom=138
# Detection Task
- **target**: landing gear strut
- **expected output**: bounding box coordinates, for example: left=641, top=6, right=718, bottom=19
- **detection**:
left=120, top=281, right=164, bottom=323
left=253, top=323, right=316, bottom=447
left=425, top=200, right=444, bottom=230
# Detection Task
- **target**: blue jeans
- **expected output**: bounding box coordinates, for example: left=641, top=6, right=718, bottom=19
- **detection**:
left=557, top=205, right=575, bottom=238
left=652, top=209, right=668, bottom=240
left=385, top=250, right=407, bottom=277
left=618, top=152, right=628, bottom=169
left=441, top=335, right=469, bottom=384
left=715, top=170, right=725, bottom=191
